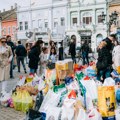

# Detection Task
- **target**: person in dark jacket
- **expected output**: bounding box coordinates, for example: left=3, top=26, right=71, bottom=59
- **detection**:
left=28, top=40, right=43, bottom=74
left=15, top=41, right=27, bottom=73
left=102, top=34, right=116, bottom=66
left=81, top=41, right=90, bottom=65
left=59, top=41, right=64, bottom=60
left=6, top=35, right=15, bottom=78
left=69, top=39, right=76, bottom=63
left=96, top=41, right=110, bottom=82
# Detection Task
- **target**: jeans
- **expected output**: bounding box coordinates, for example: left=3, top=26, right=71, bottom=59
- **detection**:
left=30, top=69, right=37, bottom=74
left=71, top=55, right=76, bottom=64
left=10, top=58, right=13, bottom=77
left=82, top=52, right=89, bottom=65
left=97, top=69, right=111, bottom=81
left=17, top=56, right=26, bottom=72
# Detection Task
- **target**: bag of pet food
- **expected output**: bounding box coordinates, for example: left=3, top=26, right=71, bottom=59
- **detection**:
left=98, top=86, right=116, bottom=117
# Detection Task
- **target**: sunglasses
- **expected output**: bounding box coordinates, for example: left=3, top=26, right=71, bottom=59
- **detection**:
left=1, top=41, right=6, bottom=43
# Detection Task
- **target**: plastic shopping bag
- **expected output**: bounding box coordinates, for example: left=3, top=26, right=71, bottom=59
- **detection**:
left=85, top=66, right=96, bottom=77
left=39, top=90, right=60, bottom=113
left=61, top=106, right=74, bottom=120
left=0, top=91, right=11, bottom=107
left=81, top=79, right=98, bottom=100
left=76, top=108, right=89, bottom=120
left=17, top=76, right=26, bottom=86
left=21, top=90, right=33, bottom=113
left=12, top=90, right=22, bottom=111
left=87, top=108, right=102, bottom=120
left=98, top=86, right=116, bottom=117
left=115, top=108, right=120, bottom=120
left=46, top=106, right=61, bottom=120
left=103, top=77, right=115, bottom=86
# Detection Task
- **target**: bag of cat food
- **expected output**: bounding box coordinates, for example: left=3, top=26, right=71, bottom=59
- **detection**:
left=98, top=86, right=116, bottom=117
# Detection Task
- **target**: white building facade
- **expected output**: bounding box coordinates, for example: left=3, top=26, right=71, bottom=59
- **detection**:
left=66, top=0, right=108, bottom=51
left=17, top=0, right=68, bottom=43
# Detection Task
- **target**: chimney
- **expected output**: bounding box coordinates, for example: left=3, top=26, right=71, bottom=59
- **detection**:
left=11, top=6, right=13, bottom=10
left=3, top=9, right=5, bottom=12
left=14, top=3, right=17, bottom=8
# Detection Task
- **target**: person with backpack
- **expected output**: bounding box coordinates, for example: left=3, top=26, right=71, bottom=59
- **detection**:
left=80, top=40, right=90, bottom=65
left=15, top=41, right=27, bottom=73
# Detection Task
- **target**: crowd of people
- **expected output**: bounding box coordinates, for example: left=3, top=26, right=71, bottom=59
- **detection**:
left=0, top=33, right=120, bottom=93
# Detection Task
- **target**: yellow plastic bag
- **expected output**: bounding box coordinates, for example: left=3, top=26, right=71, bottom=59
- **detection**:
left=12, top=90, right=33, bottom=113
left=21, top=90, right=33, bottom=113
left=12, top=90, right=22, bottom=111
left=98, top=86, right=116, bottom=117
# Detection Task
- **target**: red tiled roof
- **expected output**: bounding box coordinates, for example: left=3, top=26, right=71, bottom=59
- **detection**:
left=0, top=9, right=17, bottom=21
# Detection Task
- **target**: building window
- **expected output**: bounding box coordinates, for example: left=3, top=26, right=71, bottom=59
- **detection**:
left=32, top=20, right=36, bottom=28
left=2, top=28, right=6, bottom=35
left=25, top=21, right=28, bottom=30
left=98, top=15, right=102, bottom=23
left=54, top=19, right=58, bottom=28
left=19, top=22, right=23, bottom=30
left=38, top=19, right=42, bottom=28
left=72, top=18, right=77, bottom=25
left=8, top=27, right=11, bottom=34
left=82, top=12, right=92, bottom=25
left=61, top=17, right=65, bottom=26
left=44, top=20, right=48, bottom=28
left=12, top=27, right=16, bottom=33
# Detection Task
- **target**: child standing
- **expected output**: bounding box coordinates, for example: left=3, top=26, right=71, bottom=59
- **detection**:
left=49, top=47, right=57, bottom=63
left=39, top=47, right=48, bottom=75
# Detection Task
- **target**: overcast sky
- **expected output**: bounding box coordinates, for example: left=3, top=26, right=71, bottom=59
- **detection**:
left=0, top=0, right=30, bottom=11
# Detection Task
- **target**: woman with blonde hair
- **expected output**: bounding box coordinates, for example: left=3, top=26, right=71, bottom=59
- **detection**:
left=0, top=37, right=13, bottom=93
left=96, top=41, right=110, bottom=82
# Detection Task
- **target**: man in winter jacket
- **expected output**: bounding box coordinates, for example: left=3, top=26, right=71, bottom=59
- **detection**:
left=69, top=39, right=76, bottom=63
left=15, top=41, right=27, bottom=73
left=103, top=34, right=116, bottom=65
left=81, top=41, right=90, bottom=65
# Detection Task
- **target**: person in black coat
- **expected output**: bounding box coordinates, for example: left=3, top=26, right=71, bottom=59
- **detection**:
left=28, top=40, right=43, bottom=74
left=69, top=39, right=76, bottom=63
left=96, top=41, right=111, bottom=82
left=15, top=41, right=27, bottom=73
left=81, top=40, right=90, bottom=65
left=102, top=34, right=116, bottom=66
left=59, top=41, right=64, bottom=60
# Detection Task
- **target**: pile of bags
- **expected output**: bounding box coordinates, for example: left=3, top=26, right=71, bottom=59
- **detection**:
left=0, top=59, right=120, bottom=120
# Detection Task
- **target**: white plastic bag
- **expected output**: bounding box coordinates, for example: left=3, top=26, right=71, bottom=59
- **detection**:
left=39, top=90, right=60, bottom=113
left=115, top=108, right=120, bottom=120
left=77, top=108, right=89, bottom=120
left=81, top=79, right=98, bottom=100
left=17, top=77, right=26, bottom=86
left=61, top=106, right=74, bottom=120
left=103, top=77, right=115, bottom=86
left=87, top=108, right=103, bottom=120
left=46, top=106, right=61, bottom=120
left=0, top=91, right=11, bottom=107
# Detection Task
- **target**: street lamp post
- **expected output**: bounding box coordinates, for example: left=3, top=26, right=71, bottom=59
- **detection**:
left=100, top=11, right=118, bottom=35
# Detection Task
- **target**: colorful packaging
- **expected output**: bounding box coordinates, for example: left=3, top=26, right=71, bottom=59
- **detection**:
left=98, top=86, right=116, bottom=117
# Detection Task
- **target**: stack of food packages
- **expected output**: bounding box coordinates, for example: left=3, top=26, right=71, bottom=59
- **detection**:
left=0, top=59, right=120, bottom=120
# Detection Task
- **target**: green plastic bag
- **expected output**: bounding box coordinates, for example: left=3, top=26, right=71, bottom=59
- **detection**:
left=53, top=84, right=65, bottom=93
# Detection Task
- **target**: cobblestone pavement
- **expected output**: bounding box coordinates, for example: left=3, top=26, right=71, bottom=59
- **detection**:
left=0, top=65, right=28, bottom=120
left=0, top=106, right=25, bottom=120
